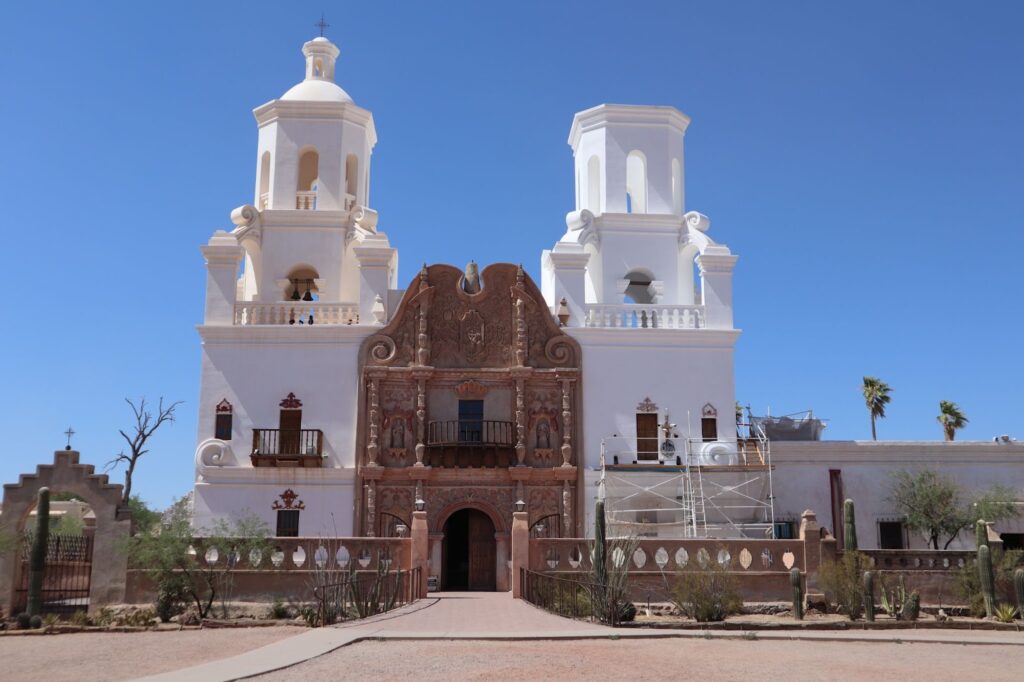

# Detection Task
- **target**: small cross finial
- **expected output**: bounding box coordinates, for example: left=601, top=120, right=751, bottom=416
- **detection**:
left=64, top=426, right=76, bottom=451
left=315, top=14, right=330, bottom=38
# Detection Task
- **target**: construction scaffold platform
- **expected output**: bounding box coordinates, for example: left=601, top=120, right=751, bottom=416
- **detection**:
left=598, top=416, right=778, bottom=539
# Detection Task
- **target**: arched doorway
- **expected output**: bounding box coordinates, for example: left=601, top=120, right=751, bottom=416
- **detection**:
left=442, top=508, right=496, bottom=591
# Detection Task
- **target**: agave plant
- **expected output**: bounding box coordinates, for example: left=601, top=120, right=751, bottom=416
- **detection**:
left=937, top=401, right=968, bottom=441
left=993, top=603, right=1018, bottom=624
left=862, top=377, right=891, bottom=441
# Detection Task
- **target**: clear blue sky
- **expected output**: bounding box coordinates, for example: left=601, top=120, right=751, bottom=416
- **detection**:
left=1, top=2, right=1021, bottom=509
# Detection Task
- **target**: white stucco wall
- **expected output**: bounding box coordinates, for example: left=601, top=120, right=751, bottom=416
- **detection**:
left=569, top=327, right=740, bottom=470
left=769, top=441, right=1024, bottom=550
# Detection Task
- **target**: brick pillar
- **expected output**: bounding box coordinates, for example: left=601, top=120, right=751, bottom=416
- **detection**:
left=511, top=510, right=529, bottom=598
left=800, top=509, right=827, bottom=605
left=985, top=522, right=1004, bottom=554
left=411, top=510, right=428, bottom=598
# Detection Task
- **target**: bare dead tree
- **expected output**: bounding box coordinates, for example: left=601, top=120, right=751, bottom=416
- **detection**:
left=106, top=397, right=183, bottom=506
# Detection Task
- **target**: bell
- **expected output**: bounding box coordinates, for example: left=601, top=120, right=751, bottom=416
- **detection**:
left=302, top=282, right=313, bottom=301
left=290, top=286, right=301, bottom=301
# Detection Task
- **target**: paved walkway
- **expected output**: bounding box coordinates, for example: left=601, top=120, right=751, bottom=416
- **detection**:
left=136, top=592, right=1024, bottom=682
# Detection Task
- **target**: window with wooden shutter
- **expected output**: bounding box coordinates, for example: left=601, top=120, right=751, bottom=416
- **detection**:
left=276, top=509, right=300, bottom=537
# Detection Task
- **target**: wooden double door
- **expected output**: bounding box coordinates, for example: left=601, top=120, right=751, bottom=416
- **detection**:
left=442, top=508, right=496, bottom=591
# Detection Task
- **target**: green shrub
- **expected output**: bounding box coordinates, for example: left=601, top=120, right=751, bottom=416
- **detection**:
left=155, top=575, right=190, bottom=623
left=956, top=548, right=1024, bottom=617
left=42, top=613, right=60, bottom=629
left=69, top=610, right=88, bottom=627
left=15, top=612, right=30, bottom=629
left=618, top=601, right=637, bottom=622
left=269, top=598, right=290, bottom=620
left=29, top=615, right=42, bottom=629
left=125, top=608, right=156, bottom=627
left=671, top=562, right=742, bottom=623
left=818, top=551, right=866, bottom=620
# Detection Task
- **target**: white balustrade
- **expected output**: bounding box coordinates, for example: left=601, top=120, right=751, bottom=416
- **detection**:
left=296, top=190, right=317, bottom=210
left=234, top=301, right=360, bottom=326
left=584, top=304, right=704, bottom=329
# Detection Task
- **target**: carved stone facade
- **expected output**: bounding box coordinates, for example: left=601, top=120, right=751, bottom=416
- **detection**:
left=355, top=263, right=582, bottom=573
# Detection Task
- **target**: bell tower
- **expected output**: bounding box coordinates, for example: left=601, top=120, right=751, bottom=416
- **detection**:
left=542, top=103, right=735, bottom=331
left=210, top=33, right=396, bottom=325
left=252, top=36, right=376, bottom=213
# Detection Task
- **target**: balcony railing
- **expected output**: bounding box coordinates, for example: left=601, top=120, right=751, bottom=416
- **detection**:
left=296, top=190, right=317, bottom=210
left=234, top=302, right=359, bottom=326
left=251, top=428, right=324, bottom=467
left=584, top=304, right=704, bottom=329
left=426, top=420, right=514, bottom=447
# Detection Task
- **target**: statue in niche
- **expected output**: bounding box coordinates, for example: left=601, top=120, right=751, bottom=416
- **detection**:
left=463, top=260, right=481, bottom=294
left=535, top=420, right=551, bottom=449
left=390, top=417, right=406, bottom=450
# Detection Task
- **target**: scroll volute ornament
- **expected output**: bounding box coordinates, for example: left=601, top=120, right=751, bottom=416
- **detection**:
left=359, top=263, right=579, bottom=370
left=455, top=380, right=488, bottom=400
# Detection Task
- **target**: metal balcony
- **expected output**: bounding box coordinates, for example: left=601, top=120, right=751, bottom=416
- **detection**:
left=250, top=428, right=324, bottom=467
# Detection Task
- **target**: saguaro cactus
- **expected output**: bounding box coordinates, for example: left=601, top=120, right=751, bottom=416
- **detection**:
left=26, top=487, right=51, bottom=618
left=593, top=499, right=607, bottom=589
left=977, top=544, right=996, bottom=619
left=975, top=519, right=989, bottom=548
left=843, top=499, right=858, bottom=551
left=790, top=568, right=803, bottom=620
left=1013, top=568, right=1024, bottom=617
left=863, top=571, right=875, bottom=622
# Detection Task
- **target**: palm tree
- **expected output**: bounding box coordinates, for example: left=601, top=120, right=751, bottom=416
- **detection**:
left=862, top=376, right=892, bottom=441
left=937, top=400, right=968, bottom=441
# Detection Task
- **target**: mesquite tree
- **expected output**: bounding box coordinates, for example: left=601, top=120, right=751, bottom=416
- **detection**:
left=106, top=397, right=182, bottom=506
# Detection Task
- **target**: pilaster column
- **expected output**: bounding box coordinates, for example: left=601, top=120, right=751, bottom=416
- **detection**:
left=514, top=378, right=526, bottom=465
left=559, top=376, right=574, bottom=467
left=545, top=243, right=590, bottom=326
left=353, top=235, right=397, bottom=325
left=697, top=246, right=738, bottom=330
left=414, top=375, right=427, bottom=466
left=365, top=480, right=377, bottom=537
left=366, top=377, right=380, bottom=467
left=200, top=231, right=244, bottom=325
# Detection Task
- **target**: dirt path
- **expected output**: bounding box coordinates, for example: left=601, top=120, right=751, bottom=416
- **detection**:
left=259, top=638, right=1024, bottom=681
left=0, top=627, right=300, bottom=682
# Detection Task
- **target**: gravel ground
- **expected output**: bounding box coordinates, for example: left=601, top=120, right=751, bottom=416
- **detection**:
left=257, top=638, right=1024, bottom=682
left=0, top=627, right=300, bottom=682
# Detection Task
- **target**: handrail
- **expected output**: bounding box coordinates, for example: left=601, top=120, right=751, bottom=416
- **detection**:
left=426, top=420, right=515, bottom=447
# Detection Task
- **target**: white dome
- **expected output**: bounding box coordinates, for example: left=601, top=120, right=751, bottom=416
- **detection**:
left=281, top=79, right=353, bottom=103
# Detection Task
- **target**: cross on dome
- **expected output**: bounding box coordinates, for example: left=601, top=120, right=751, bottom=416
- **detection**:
left=315, top=14, right=330, bottom=38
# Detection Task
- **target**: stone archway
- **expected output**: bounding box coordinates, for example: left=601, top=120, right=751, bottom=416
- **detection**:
left=434, top=501, right=508, bottom=592
left=442, top=508, right=496, bottom=591
left=0, top=450, right=132, bottom=615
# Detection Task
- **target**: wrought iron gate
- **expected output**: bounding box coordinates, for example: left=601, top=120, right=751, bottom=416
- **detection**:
left=14, top=533, right=94, bottom=615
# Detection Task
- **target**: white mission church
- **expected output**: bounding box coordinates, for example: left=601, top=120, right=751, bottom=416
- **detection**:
left=191, top=35, right=1023, bottom=591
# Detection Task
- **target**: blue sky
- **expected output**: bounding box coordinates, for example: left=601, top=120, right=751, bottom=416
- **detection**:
left=1, top=2, right=1021, bottom=509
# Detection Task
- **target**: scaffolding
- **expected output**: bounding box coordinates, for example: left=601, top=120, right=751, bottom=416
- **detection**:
left=598, top=416, right=777, bottom=539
